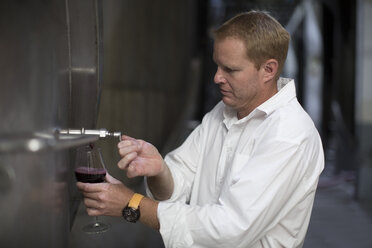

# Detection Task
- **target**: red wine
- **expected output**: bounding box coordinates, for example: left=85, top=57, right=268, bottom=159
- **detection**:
left=75, top=167, right=106, bottom=183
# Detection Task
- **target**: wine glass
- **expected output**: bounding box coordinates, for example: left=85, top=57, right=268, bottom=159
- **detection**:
left=74, top=145, right=110, bottom=233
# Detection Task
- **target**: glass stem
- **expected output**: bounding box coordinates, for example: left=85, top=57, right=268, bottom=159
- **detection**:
left=94, top=216, right=100, bottom=227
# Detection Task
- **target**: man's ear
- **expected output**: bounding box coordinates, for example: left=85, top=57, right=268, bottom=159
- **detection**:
left=262, top=59, right=278, bottom=82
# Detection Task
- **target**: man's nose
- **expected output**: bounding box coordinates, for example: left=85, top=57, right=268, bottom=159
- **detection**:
left=214, top=67, right=224, bottom=84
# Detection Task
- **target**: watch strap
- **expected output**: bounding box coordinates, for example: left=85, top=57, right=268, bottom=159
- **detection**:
left=128, top=193, right=144, bottom=209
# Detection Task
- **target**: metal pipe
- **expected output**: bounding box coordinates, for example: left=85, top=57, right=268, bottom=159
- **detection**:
left=58, top=128, right=122, bottom=140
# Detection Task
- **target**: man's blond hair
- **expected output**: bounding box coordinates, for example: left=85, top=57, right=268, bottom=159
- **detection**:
left=213, top=11, right=290, bottom=79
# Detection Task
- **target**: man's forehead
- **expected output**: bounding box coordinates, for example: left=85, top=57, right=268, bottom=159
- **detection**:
left=213, top=38, right=249, bottom=61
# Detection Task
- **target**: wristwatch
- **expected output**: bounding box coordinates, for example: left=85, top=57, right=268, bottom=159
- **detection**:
left=122, top=193, right=144, bottom=223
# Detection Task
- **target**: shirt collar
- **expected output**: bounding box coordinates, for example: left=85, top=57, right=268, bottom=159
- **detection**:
left=223, top=77, right=296, bottom=129
left=256, top=77, right=296, bottom=115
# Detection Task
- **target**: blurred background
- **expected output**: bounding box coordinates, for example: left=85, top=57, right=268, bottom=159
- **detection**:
left=1, top=0, right=372, bottom=247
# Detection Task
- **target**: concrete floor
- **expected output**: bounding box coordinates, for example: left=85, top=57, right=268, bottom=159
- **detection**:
left=69, top=170, right=372, bottom=248
left=304, top=173, right=372, bottom=248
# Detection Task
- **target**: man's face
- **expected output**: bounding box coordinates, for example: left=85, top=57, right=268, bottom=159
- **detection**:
left=213, top=37, right=264, bottom=118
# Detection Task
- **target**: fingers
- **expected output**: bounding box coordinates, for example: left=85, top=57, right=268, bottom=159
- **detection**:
left=105, top=173, right=123, bottom=184
left=117, top=139, right=141, bottom=152
left=86, top=207, right=100, bottom=216
left=126, top=163, right=143, bottom=178
left=78, top=183, right=132, bottom=217
left=117, top=139, right=141, bottom=170
left=117, top=151, right=138, bottom=170
left=83, top=198, right=104, bottom=216
left=121, top=134, right=135, bottom=140
left=77, top=184, right=112, bottom=216
left=76, top=183, right=104, bottom=216
left=76, top=182, right=107, bottom=193
left=126, top=164, right=137, bottom=178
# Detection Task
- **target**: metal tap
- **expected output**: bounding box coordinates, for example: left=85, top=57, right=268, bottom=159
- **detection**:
left=58, top=128, right=122, bottom=140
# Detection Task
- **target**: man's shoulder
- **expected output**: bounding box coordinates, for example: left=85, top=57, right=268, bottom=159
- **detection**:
left=213, top=101, right=226, bottom=113
left=268, top=100, right=319, bottom=141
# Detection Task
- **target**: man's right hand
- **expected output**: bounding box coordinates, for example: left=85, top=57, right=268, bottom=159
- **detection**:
left=117, top=135, right=166, bottom=178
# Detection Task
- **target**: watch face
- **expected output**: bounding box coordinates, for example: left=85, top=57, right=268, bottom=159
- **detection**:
left=122, top=207, right=140, bottom=223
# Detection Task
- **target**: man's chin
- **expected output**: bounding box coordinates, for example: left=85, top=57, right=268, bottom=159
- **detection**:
left=222, top=98, right=243, bottom=111
left=221, top=97, right=234, bottom=107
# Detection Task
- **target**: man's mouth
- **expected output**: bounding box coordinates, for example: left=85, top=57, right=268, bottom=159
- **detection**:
left=220, top=89, right=230, bottom=95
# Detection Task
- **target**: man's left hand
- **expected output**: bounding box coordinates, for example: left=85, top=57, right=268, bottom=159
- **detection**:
left=76, top=173, right=134, bottom=217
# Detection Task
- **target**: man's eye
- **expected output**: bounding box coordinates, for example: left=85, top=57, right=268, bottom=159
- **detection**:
left=224, top=67, right=235, bottom=73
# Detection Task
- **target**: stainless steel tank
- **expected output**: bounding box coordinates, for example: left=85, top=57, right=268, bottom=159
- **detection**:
left=0, top=0, right=104, bottom=247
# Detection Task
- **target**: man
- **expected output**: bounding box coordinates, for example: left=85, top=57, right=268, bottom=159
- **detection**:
left=77, top=10, right=324, bottom=247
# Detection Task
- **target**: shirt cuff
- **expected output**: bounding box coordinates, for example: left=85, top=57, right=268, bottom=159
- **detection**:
left=158, top=201, right=194, bottom=248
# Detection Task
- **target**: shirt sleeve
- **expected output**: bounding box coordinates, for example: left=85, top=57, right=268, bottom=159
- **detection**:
left=157, top=134, right=324, bottom=248
left=145, top=122, right=204, bottom=203
left=145, top=102, right=224, bottom=202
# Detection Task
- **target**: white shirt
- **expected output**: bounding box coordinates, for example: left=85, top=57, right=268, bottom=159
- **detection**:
left=146, top=78, right=324, bottom=248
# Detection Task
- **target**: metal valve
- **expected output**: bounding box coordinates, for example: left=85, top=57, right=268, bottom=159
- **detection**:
left=58, top=128, right=122, bottom=140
